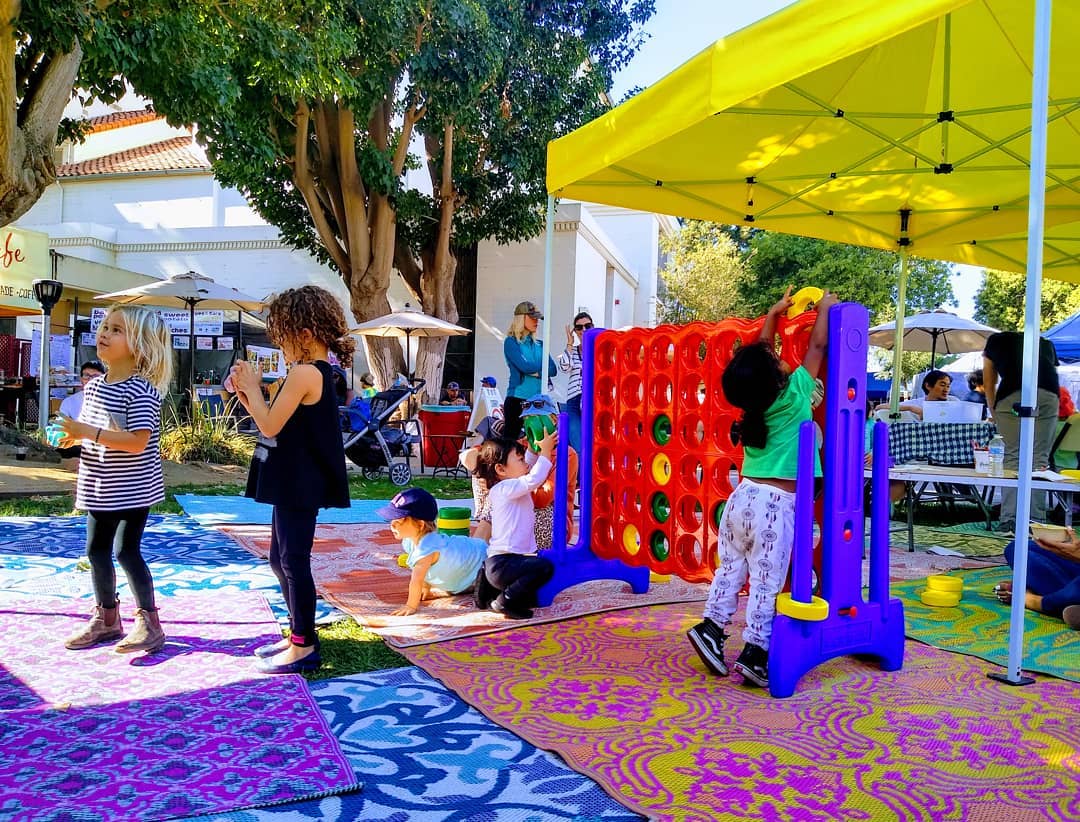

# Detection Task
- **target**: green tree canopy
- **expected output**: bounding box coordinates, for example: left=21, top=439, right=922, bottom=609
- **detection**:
left=92, top=0, right=654, bottom=396
left=657, top=221, right=748, bottom=323
left=973, top=268, right=1080, bottom=332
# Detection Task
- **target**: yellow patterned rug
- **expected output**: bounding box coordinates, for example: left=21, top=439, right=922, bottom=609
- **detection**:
left=895, top=567, right=1080, bottom=683
left=405, top=602, right=1080, bottom=822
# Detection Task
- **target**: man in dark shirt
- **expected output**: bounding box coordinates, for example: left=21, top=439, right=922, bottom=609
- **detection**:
left=983, top=331, right=1060, bottom=531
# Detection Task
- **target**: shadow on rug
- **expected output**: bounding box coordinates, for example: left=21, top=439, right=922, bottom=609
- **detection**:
left=0, top=592, right=281, bottom=711
left=405, top=602, right=1080, bottom=822
left=0, top=675, right=360, bottom=821
left=889, top=523, right=1009, bottom=558
left=894, top=567, right=1080, bottom=683
left=195, top=667, right=642, bottom=822
left=177, top=495, right=473, bottom=526
left=221, top=524, right=710, bottom=648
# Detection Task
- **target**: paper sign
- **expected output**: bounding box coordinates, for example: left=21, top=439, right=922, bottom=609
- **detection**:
left=91, top=307, right=224, bottom=335
left=172, top=335, right=190, bottom=349
left=28, top=331, right=73, bottom=376
left=217, top=336, right=234, bottom=350
left=246, top=344, right=286, bottom=378
left=80, top=332, right=96, bottom=346
left=196, top=336, right=214, bottom=350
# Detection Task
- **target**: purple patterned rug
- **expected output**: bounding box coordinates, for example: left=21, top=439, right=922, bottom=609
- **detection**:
left=0, top=675, right=361, bottom=821
left=0, top=592, right=282, bottom=711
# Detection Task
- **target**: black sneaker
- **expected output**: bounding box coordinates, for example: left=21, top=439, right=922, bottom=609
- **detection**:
left=687, top=618, right=729, bottom=676
left=733, top=642, right=769, bottom=687
left=490, top=595, right=533, bottom=620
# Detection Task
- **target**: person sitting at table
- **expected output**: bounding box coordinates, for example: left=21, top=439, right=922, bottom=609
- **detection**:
left=876, top=370, right=955, bottom=420
left=439, top=381, right=468, bottom=406
left=965, top=369, right=987, bottom=410
left=995, top=528, right=1080, bottom=629
left=56, top=360, right=107, bottom=462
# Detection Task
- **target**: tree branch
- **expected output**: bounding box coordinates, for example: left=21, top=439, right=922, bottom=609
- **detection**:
left=0, top=0, right=20, bottom=186
left=311, top=101, right=349, bottom=256
left=393, top=234, right=422, bottom=300
left=292, top=99, right=350, bottom=274
left=335, top=104, right=370, bottom=287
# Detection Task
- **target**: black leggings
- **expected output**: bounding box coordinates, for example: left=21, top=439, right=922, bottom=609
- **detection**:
left=86, top=508, right=156, bottom=611
left=269, top=506, right=318, bottom=647
left=484, top=553, right=554, bottom=608
left=503, top=396, right=525, bottom=442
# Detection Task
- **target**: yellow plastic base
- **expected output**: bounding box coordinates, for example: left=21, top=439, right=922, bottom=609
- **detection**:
left=775, top=592, right=829, bottom=621
left=649, top=572, right=671, bottom=583
left=920, top=588, right=962, bottom=607
left=926, top=574, right=963, bottom=593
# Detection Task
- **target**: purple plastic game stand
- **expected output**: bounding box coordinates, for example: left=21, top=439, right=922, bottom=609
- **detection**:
left=768, top=302, right=905, bottom=698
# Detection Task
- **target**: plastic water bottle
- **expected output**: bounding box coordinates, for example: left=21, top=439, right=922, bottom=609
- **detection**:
left=988, top=434, right=1006, bottom=478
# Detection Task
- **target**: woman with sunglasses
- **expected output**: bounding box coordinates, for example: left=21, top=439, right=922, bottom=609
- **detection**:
left=558, top=312, right=593, bottom=465
left=503, top=300, right=557, bottom=442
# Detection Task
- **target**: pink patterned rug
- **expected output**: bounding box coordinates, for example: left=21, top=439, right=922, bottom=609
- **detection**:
left=0, top=591, right=282, bottom=711
left=405, top=601, right=1080, bottom=822
left=220, top=524, right=711, bottom=648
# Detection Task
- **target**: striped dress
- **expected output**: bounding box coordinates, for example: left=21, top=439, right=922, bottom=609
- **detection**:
left=75, top=375, right=165, bottom=511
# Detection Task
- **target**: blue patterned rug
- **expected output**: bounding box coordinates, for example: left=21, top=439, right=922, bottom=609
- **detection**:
left=195, top=667, right=642, bottom=822
left=0, top=516, right=344, bottom=626
left=176, top=495, right=474, bottom=526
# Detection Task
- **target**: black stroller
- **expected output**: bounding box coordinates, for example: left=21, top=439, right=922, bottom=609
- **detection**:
left=341, top=379, right=424, bottom=486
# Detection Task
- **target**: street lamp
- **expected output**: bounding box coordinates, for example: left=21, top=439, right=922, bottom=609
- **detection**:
left=32, top=278, right=64, bottom=430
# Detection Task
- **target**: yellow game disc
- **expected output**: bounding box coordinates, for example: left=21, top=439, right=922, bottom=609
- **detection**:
left=397, top=554, right=409, bottom=568
left=786, top=286, right=825, bottom=319
left=649, top=572, right=671, bottom=583
left=926, top=575, right=963, bottom=593
left=775, top=592, right=829, bottom=622
left=920, top=588, right=962, bottom=607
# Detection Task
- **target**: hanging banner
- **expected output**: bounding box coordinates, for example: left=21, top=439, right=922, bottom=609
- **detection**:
left=246, top=344, right=286, bottom=378
left=0, top=227, right=49, bottom=312
left=90, top=306, right=224, bottom=335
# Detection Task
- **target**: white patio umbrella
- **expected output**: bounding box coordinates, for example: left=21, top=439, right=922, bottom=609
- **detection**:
left=350, top=304, right=470, bottom=379
left=97, top=270, right=265, bottom=390
left=869, top=311, right=1000, bottom=367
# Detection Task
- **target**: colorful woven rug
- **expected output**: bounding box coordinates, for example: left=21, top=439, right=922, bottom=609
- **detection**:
left=0, top=515, right=343, bottom=626
left=0, top=675, right=360, bottom=821
left=177, top=494, right=474, bottom=526
left=221, top=524, right=710, bottom=648
left=894, top=566, right=1080, bottom=683
left=891, top=523, right=1009, bottom=557
left=405, top=601, right=1080, bottom=822
left=0, top=592, right=281, bottom=711
left=197, top=667, right=642, bottom=822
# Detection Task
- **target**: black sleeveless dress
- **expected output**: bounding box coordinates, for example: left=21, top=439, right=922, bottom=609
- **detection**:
left=246, top=360, right=350, bottom=510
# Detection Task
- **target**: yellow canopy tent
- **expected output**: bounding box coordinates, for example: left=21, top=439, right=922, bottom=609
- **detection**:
left=544, top=0, right=1075, bottom=685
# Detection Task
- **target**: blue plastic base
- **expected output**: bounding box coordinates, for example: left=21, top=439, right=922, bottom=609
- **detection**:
left=768, top=598, right=905, bottom=698
left=536, top=550, right=651, bottom=607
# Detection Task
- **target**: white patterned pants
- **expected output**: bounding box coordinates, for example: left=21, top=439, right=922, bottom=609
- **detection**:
left=703, top=478, right=796, bottom=650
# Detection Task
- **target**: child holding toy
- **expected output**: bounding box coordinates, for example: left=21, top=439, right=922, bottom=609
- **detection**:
left=57, top=306, right=171, bottom=654
left=687, top=287, right=836, bottom=687
left=229, top=285, right=353, bottom=674
left=521, top=393, right=578, bottom=546
left=471, top=426, right=558, bottom=619
left=377, top=487, right=487, bottom=616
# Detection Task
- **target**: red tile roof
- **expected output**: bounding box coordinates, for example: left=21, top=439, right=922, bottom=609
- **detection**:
left=57, top=135, right=210, bottom=178
left=85, top=108, right=161, bottom=133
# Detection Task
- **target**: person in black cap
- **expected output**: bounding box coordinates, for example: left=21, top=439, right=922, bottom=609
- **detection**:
left=376, top=488, right=487, bottom=617
left=439, top=380, right=468, bottom=406
left=503, top=300, right=557, bottom=444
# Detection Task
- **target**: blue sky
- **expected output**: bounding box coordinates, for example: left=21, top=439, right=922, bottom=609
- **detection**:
left=609, top=0, right=982, bottom=319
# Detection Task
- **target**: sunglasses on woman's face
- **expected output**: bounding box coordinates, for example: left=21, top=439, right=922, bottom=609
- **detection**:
left=523, top=399, right=552, bottom=411
left=574, top=322, right=594, bottom=331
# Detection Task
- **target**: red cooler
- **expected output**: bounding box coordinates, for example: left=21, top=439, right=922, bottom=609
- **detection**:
left=419, top=405, right=471, bottom=469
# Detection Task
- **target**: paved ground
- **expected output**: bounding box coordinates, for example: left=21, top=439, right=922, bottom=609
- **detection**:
left=0, top=452, right=248, bottom=498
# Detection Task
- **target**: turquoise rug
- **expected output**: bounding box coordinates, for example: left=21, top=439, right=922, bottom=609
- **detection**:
left=895, top=567, right=1080, bottom=683
left=176, top=495, right=474, bottom=526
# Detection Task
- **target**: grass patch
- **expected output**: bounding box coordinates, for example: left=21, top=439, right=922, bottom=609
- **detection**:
left=304, top=618, right=407, bottom=681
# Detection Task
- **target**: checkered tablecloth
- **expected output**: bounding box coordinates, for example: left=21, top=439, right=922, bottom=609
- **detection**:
left=888, top=421, right=997, bottom=466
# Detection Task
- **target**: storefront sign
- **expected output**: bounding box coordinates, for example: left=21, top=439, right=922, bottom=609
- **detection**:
left=0, top=227, right=50, bottom=312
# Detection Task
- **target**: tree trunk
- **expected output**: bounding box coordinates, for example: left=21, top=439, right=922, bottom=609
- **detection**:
left=414, top=250, right=459, bottom=404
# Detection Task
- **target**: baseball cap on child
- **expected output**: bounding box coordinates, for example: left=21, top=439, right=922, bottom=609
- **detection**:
left=360, top=372, right=375, bottom=386
left=447, top=381, right=460, bottom=390
left=521, top=393, right=559, bottom=417
left=514, top=301, right=544, bottom=320
left=375, top=488, right=439, bottom=523
left=481, top=375, right=496, bottom=387
left=475, top=415, right=512, bottom=443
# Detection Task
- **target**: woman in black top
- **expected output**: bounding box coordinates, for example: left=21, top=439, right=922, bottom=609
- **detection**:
left=983, top=331, right=1060, bottom=530
left=229, top=286, right=353, bottom=673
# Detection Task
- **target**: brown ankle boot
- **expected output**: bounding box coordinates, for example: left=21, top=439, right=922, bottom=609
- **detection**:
left=115, top=608, right=166, bottom=654
left=65, top=605, right=123, bottom=650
